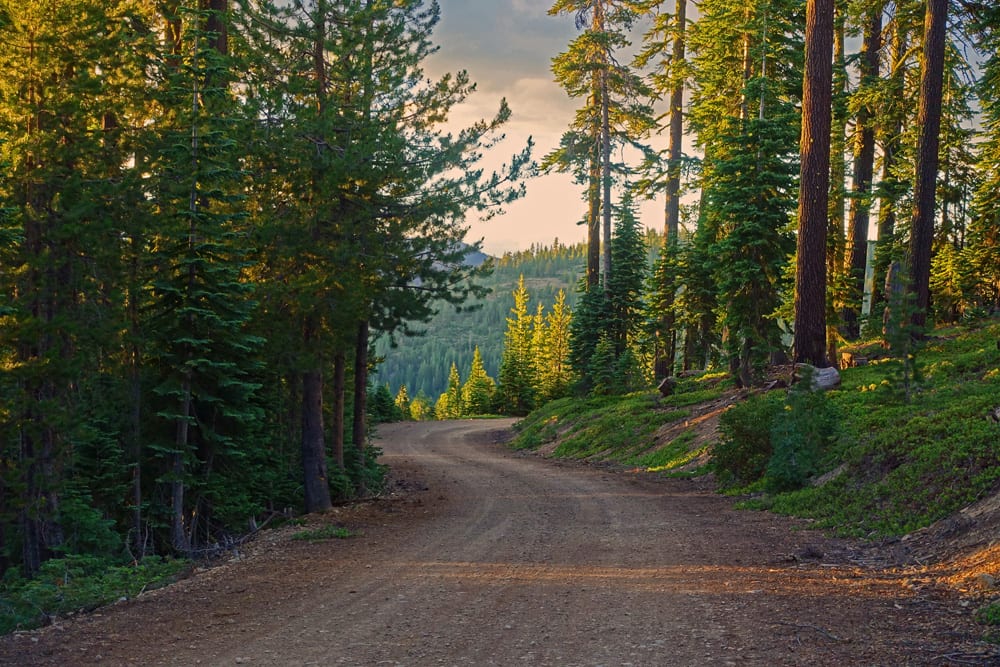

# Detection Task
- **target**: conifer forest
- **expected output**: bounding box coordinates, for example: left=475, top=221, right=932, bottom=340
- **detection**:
left=1, top=0, right=999, bottom=587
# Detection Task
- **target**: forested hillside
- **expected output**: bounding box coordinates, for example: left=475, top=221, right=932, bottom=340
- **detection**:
left=374, top=241, right=587, bottom=401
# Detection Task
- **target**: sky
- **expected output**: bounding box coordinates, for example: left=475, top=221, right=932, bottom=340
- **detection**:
left=424, top=1, right=666, bottom=255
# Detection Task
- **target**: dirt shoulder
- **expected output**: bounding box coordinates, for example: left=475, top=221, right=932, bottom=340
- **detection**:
left=1, top=419, right=996, bottom=666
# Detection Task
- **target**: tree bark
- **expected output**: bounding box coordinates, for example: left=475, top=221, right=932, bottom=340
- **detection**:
left=352, top=320, right=370, bottom=495
left=908, top=0, right=949, bottom=330
left=827, top=11, right=847, bottom=364
left=842, top=5, right=883, bottom=339
left=597, top=0, right=612, bottom=286
left=793, top=0, right=835, bottom=367
left=331, top=351, right=346, bottom=471
left=665, top=0, right=686, bottom=244
left=301, top=366, right=332, bottom=513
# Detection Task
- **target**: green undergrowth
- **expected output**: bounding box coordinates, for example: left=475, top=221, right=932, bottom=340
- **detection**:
left=0, top=555, right=189, bottom=635
left=748, top=319, right=1000, bottom=538
left=512, top=373, right=728, bottom=467
left=513, top=319, right=1000, bottom=540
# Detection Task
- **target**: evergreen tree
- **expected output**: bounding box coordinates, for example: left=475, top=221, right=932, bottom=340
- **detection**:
left=568, top=280, right=608, bottom=392
left=394, top=385, right=411, bottom=421
left=545, top=0, right=655, bottom=287
left=144, top=0, right=263, bottom=554
left=462, top=347, right=497, bottom=416
left=605, top=194, right=649, bottom=358
left=964, top=3, right=1000, bottom=313
left=497, top=276, right=537, bottom=415
left=535, top=290, right=574, bottom=403
left=710, top=112, right=798, bottom=386
left=237, top=0, right=530, bottom=504
left=0, top=0, right=155, bottom=574
left=443, top=362, right=464, bottom=419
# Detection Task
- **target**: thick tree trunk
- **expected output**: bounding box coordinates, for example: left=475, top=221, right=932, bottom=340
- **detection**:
left=908, top=0, right=949, bottom=330
left=842, top=5, right=883, bottom=339
left=352, top=321, right=370, bottom=495
left=301, top=367, right=332, bottom=513
left=793, top=0, right=835, bottom=367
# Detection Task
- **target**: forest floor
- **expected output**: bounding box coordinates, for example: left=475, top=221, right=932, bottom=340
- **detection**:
left=2, top=419, right=999, bottom=666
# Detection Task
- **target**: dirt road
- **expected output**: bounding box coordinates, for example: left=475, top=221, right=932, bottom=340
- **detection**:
left=0, top=419, right=991, bottom=665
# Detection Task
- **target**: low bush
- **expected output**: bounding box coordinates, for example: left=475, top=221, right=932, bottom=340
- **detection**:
left=714, top=392, right=783, bottom=488
left=0, top=555, right=188, bottom=635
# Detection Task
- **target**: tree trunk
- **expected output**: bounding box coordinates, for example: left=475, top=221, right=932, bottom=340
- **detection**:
left=654, top=0, right=686, bottom=380
left=587, top=140, right=601, bottom=289
left=352, top=320, right=370, bottom=496
left=596, top=0, right=612, bottom=286
left=842, top=4, right=883, bottom=339
left=793, top=0, right=835, bottom=367
left=907, top=0, right=948, bottom=331
left=301, top=367, right=332, bottom=513
left=331, top=351, right=346, bottom=471
left=171, top=375, right=192, bottom=554
left=665, top=0, right=686, bottom=243
left=827, top=11, right=847, bottom=365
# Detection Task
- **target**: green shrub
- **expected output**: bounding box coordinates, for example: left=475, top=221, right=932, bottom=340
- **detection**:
left=976, top=600, right=1000, bottom=626
left=766, top=372, right=841, bottom=492
left=714, top=392, right=783, bottom=488
left=0, top=556, right=188, bottom=635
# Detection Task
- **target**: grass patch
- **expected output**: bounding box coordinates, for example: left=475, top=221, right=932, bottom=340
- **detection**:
left=513, top=392, right=690, bottom=463
left=0, top=555, right=189, bottom=635
left=625, top=431, right=701, bottom=472
left=291, top=525, right=357, bottom=541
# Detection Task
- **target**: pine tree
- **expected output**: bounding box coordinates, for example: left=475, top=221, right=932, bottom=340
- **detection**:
left=545, top=0, right=655, bottom=287
left=394, top=385, right=411, bottom=421
left=497, top=276, right=537, bottom=415
left=144, top=1, right=264, bottom=550
left=840, top=2, right=883, bottom=339
left=462, top=347, right=496, bottom=416
left=535, top=290, right=574, bottom=403
left=605, top=194, right=648, bottom=359
left=0, top=0, right=156, bottom=574
left=965, top=3, right=1000, bottom=313
left=237, top=0, right=530, bottom=504
left=444, top=363, right=464, bottom=419
left=568, top=280, right=608, bottom=392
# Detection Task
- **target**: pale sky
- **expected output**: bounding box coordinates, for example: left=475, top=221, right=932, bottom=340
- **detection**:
left=426, top=0, right=667, bottom=255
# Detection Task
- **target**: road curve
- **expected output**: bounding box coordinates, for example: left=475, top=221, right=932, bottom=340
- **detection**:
left=0, top=419, right=980, bottom=666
